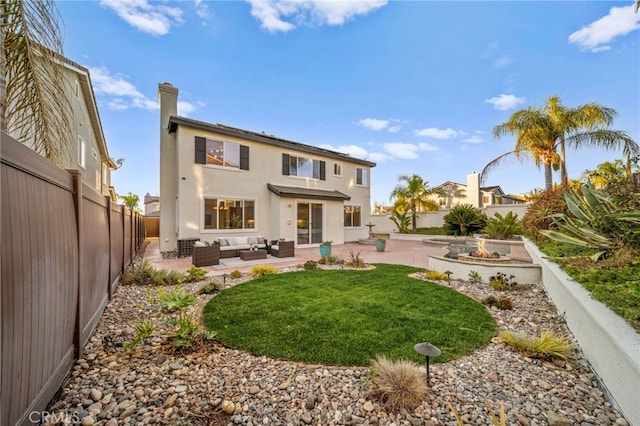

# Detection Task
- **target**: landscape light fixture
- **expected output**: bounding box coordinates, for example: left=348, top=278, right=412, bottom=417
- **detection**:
left=222, top=273, right=228, bottom=286
left=444, top=270, right=452, bottom=283
left=414, top=342, right=441, bottom=386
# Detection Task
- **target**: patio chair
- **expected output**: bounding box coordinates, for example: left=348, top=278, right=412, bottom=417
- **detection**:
left=271, top=240, right=294, bottom=258
left=192, top=244, right=220, bottom=266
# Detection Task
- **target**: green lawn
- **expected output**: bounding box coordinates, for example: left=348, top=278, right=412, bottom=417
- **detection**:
left=202, top=264, right=496, bottom=366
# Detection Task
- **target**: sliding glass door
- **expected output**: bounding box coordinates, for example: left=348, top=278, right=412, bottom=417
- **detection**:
left=297, top=202, right=323, bottom=245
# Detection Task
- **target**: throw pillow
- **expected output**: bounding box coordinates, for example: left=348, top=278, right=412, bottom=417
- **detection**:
left=218, top=238, right=229, bottom=247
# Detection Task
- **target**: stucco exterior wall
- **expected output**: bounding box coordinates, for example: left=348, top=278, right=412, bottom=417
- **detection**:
left=524, top=239, right=640, bottom=425
left=162, top=124, right=372, bottom=250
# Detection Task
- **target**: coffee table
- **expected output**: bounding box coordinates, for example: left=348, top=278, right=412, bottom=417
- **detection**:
left=239, top=249, right=267, bottom=261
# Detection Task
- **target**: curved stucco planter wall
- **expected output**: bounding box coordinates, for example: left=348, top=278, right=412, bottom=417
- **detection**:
left=523, top=239, right=640, bottom=426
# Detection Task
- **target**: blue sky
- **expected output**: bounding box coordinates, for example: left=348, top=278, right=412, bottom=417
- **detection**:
left=56, top=0, right=640, bottom=208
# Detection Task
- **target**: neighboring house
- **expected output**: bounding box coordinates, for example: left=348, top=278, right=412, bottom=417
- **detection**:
left=433, top=173, right=526, bottom=209
left=158, top=83, right=376, bottom=253
left=8, top=53, right=117, bottom=200
left=144, top=193, right=160, bottom=217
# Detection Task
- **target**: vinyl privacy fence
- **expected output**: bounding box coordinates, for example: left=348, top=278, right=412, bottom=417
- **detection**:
left=1, top=133, right=145, bottom=425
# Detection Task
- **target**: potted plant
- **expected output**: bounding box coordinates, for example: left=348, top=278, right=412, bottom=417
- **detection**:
left=319, top=240, right=333, bottom=258
left=375, top=238, right=386, bottom=252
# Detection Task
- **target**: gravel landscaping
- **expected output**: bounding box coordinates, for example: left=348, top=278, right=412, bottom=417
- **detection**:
left=44, top=261, right=630, bottom=426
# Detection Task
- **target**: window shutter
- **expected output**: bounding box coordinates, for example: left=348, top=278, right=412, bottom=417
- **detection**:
left=195, top=136, right=206, bottom=164
left=319, top=161, right=326, bottom=180
left=282, top=153, right=290, bottom=175
left=240, top=145, right=249, bottom=170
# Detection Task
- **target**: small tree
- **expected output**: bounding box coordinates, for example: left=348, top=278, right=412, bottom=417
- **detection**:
left=389, top=174, right=441, bottom=233
left=120, top=192, right=141, bottom=212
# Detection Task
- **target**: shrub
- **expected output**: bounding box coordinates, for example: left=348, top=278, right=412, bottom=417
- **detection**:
left=121, top=261, right=184, bottom=286
left=230, top=270, right=243, bottom=279
left=123, top=321, right=155, bottom=350
left=346, top=250, right=366, bottom=268
left=468, top=270, right=482, bottom=283
left=251, top=265, right=278, bottom=277
left=499, top=330, right=573, bottom=360
left=303, top=260, right=318, bottom=270
left=539, top=184, right=640, bottom=261
left=370, top=356, right=427, bottom=411
left=489, top=272, right=517, bottom=291
left=199, top=281, right=224, bottom=295
left=390, top=210, right=411, bottom=233
left=325, top=255, right=340, bottom=265
left=484, top=212, right=522, bottom=240
left=150, top=287, right=197, bottom=312
left=482, top=295, right=513, bottom=310
left=443, top=204, right=487, bottom=236
left=424, top=269, right=449, bottom=281
left=521, top=187, right=567, bottom=238
left=184, top=266, right=207, bottom=283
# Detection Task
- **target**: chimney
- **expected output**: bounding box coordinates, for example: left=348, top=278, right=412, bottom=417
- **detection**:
left=466, top=172, right=480, bottom=208
left=158, top=83, right=179, bottom=253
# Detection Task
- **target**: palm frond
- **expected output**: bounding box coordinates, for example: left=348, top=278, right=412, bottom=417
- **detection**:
left=2, top=0, right=73, bottom=166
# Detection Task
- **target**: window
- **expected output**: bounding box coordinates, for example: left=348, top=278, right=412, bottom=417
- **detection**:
left=95, top=170, right=101, bottom=190
left=344, top=205, right=362, bottom=228
left=290, top=155, right=319, bottom=179
left=356, top=167, right=368, bottom=186
left=204, top=198, right=255, bottom=230
left=207, top=139, right=240, bottom=167
left=333, top=163, right=342, bottom=176
left=195, top=136, right=249, bottom=170
left=483, top=196, right=489, bottom=204
left=91, top=147, right=98, bottom=160
left=102, top=163, right=109, bottom=187
left=282, top=154, right=325, bottom=180
left=78, top=137, right=86, bottom=168
left=74, top=80, right=80, bottom=99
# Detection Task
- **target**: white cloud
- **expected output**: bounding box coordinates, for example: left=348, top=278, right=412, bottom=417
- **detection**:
left=383, top=143, right=419, bottom=160
left=245, top=0, right=387, bottom=33
left=195, top=0, right=209, bottom=19
left=484, top=94, right=526, bottom=111
left=368, top=152, right=392, bottom=162
left=100, top=0, right=183, bottom=36
left=493, top=55, right=513, bottom=68
left=413, top=128, right=459, bottom=139
left=387, top=125, right=401, bottom=133
left=569, top=5, right=640, bottom=52
left=418, top=142, right=438, bottom=151
left=89, top=66, right=201, bottom=114
left=358, top=118, right=389, bottom=131
left=463, top=135, right=483, bottom=144
left=318, top=144, right=368, bottom=159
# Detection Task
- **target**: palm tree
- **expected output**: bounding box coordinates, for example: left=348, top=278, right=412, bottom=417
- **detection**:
left=119, top=192, right=140, bottom=211
left=389, top=174, right=441, bottom=233
left=582, top=159, right=628, bottom=189
left=1, top=0, right=73, bottom=166
left=482, top=96, right=638, bottom=191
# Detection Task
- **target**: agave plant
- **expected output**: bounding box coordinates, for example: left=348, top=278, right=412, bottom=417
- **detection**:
left=540, top=184, right=640, bottom=260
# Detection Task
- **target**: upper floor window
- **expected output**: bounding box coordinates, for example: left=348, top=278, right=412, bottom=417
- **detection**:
left=333, top=163, right=342, bottom=177
left=204, top=197, right=255, bottom=230
left=195, top=136, right=249, bottom=170
left=78, top=137, right=86, bottom=169
left=74, top=80, right=80, bottom=99
left=344, top=205, right=362, bottom=228
left=356, top=167, right=368, bottom=186
left=282, top=154, right=325, bottom=180
left=91, top=147, right=98, bottom=160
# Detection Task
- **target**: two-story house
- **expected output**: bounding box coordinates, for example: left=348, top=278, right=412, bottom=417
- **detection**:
left=158, top=83, right=376, bottom=254
left=7, top=53, right=117, bottom=200
left=433, top=173, right=526, bottom=209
